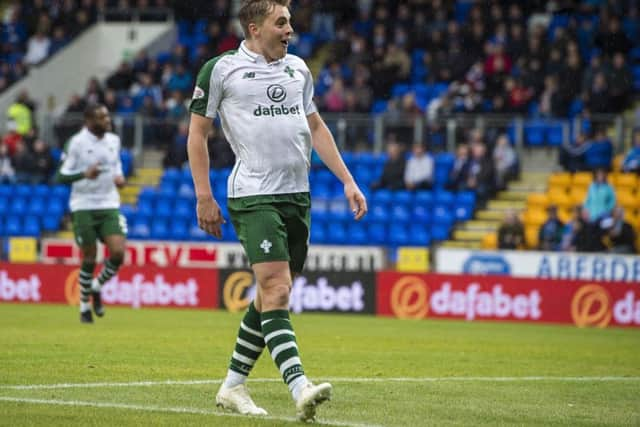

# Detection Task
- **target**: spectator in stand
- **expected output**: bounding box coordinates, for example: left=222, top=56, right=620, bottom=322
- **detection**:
left=562, top=206, right=605, bottom=252
left=404, top=143, right=433, bottom=190
left=31, top=138, right=54, bottom=184
left=601, top=206, right=637, bottom=254
left=585, top=72, right=611, bottom=114
left=539, top=75, right=568, bottom=118
left=2, top=121, right=22, bottom=157
left=622, top=129, right=640, bottom=174
left=447, top=144, right=470, bottom=191
left=493, top=134, right=517, bottom=191
left=371, top=136, right=406, bottom=191
left=7, top=91, right=34, bottom=136
left=539, top=205, right=564, bottom=251
left=465, top=141, right=495, bottom=205
left=163, top=121, right=188, bottom=169
left=583, top=168, right=616, bottom=223
left=23, top=27, right=50, bottom=66
left=0, top=144, right=16, bottom=184
left=12, top=140, right=35, bottom=184
left=85, top=77, right=105, bottom=105
left=608, top=52, right=632, bottom=113
left=323, top=77, right=347, bottom=112
left=497, top=210, right=525, bottom=250
left=596, top=16, right=632, bottom=56
left=48, top=26, right=69, bottom=56
left=559, top=132, right=590, bottom=172
left=106, top=62, right=135, bottom=92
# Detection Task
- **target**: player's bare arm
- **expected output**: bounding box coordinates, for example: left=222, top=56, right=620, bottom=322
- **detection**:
left=187, top=112, right=225, bottom=238
left=307, top=112, right=368, bottom=220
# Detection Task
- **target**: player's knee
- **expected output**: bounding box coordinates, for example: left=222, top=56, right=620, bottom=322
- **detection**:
left=109, top=250, right=124, bottom=267
left=264, top=284, right=290, bottom=308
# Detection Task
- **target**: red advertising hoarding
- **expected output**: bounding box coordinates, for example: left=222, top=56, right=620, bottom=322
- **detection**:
left=0, top=262, right=218, bottom=309
left=377, top=272, right=640, bottom=328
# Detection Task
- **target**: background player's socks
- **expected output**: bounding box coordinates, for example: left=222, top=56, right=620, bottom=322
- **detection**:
left=261, top=309, right=307, bottom=400
left=79, top=261, right=95, bottom=312
left=93, top=259, right=118, bottom=291
left=224, top=302, right=265, bottom=388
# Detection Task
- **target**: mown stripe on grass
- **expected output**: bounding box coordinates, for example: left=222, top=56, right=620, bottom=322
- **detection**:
left=2, top=376, right=639, bottom=390
left=0, top=397, right=382, bottom=427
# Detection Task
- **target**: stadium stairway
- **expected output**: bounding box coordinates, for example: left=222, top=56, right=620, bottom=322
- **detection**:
left=441, top=172, right=549, bottom=249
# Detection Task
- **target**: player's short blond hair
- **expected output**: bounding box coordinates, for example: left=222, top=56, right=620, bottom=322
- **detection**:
left=238, top=0, right=290, bottom=38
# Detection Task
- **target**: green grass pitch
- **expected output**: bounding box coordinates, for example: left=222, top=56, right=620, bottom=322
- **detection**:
left=1, top=303, right=639, bottom=426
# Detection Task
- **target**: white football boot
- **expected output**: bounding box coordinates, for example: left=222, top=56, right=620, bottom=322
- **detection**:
left=215, top=383, right=268, bottom=416
left=296, top=382, right=332, bottom=422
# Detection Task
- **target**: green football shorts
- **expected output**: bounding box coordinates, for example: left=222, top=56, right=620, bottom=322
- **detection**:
left=71, top=209, right=127, bottom=247
left=227, top=193, right=310, bottom=273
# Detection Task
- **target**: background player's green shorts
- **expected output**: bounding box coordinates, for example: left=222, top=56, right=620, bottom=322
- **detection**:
left=71, top=209, right=127, bottom=247
left=228, top=193, right=310, bottom=273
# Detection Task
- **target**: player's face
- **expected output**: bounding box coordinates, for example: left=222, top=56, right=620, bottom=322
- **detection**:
left=91, top=106, right=112, bottom=135
left=257, top=5, right=293, bottom=61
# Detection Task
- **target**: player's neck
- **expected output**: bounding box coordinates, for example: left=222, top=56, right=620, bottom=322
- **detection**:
left=244, top=39, right=275, bottom=63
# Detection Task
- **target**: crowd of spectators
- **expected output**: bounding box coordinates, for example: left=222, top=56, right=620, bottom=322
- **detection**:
left=498, top=167, right=638, bottom=254
left=0, top=91, right=55, bottom=184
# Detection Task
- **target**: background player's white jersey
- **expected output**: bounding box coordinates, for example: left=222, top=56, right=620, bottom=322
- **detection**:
left=59, top=127, right=123, bottom=211
left=190, top=41, right=317, bottom=198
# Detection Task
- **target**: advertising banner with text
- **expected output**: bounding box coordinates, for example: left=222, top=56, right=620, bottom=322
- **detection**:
left=377, top=272, right=640, bottom=328
left=41, top=239, right=385, bottom=272
left=435, top=248, right=640, bottom=283
left=0, top=262, right=218, bottom=309
left=218, top=269, right=376, bottom=314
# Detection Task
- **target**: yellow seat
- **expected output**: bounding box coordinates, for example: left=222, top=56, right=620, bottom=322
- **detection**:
left=527, top=193, right=549, bottom=210
left=482, top=232, right=498, bottom=249
left=522, top=208, right=548, bottom=227
left=548, top=173, right=571, bottom=188
left=569, top=187, right=588, bottom=206
left=525, top=225, right=539, bottom=249
left=558, top=206, right=574, bottom=224
left=572, top=172, right=593, bottom=187
left=548, top=188, right=573, bottom=209
left=613, top=154, right=624, bottom=172
left=615, top=173, right=638, bottom=192
left=617, top=190, right=639, bottom=211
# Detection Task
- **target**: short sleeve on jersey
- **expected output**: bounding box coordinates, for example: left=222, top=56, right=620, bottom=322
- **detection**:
left=189, top=50, right=235, bottom=118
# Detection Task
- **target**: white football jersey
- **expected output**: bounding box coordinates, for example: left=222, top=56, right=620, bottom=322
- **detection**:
left=190, top=41, right=317, bottom=198
left=59, top=127, right=123, bottom=212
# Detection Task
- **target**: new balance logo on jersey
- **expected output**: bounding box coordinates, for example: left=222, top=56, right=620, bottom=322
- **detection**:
left=253, top=104, right=301, bottom=117
left=243, top=72, right=255, bottom=79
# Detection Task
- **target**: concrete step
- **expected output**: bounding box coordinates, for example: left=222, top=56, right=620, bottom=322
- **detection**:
left=476, top=210, right=507, bottom=221
left=486, top=200, right=526, bottom=210
left=497, top=191, right=529, bottom=201
left=453, top=229, right=487, bottom=241
left=441, top=240, right=482, bottom=249
left=508, top=182, right=547, bottom=192
left=463, top=220, right=500, bottom=231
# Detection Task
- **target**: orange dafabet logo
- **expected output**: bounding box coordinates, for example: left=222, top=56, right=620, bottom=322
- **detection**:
left=223, top=271, right=254, bottom=313
left=571, top=284, right=612, bottom=328
left=64, top=268, right=81, bottom=305
left=391, top=276, right=429, bottom=319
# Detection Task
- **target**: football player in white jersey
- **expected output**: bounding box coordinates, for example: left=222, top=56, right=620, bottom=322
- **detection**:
left=56, top=104, right=127, bottom=324
left=188, top=0, right=367, bottom=421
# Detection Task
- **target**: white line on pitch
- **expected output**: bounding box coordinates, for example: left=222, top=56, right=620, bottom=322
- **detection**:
left=0, top=397, right=383, bottom=427
left=2, top=376, right=639, bottom=390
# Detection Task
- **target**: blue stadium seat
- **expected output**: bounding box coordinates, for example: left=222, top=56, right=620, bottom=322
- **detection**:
left=348, top=223, right=368, bottom=245
left=137, top=186, right=157, bottom=204
left=0, top=197, right=9, bottom=216
left=434, top=190, right=455, bottom=207
left=310, top=222, right=327, bottom=243
left=23, top=215, right=40, bottom=237
left=51, top=185, right=70, bottom=200
left=150, top=219, right=169, bottom=240
left=524, top=120, right=546, bottom=146
left=137, top=198, right=154, bottom=218
left=546, top=121, right=564, bottom=146
left=367, top=223, right=387, bottom=245
left=155, top=198, right=173, bottom=218
left=328, top=199, right=350, bottom=221
left=311, top=199, right=329, bottom=222
left=430, top=224, right=450, bottom=241
left=178, top=182, right=195, bottom=198
left=327, top=223, right=347, bottom=244
left=175, top=198, right=193, bottom=219
left=372, top=189, right=393, bottom=204
left=33, top=184, right=49, bottom=197
left=130, top=217, right=151, bottom=239
left=392, top=190, right=413, bottom=205
left=47, top=196, right=66, bottom=216
left=5, top=216, right=22, bottom=236
left=0, top=184, right=11, bottom=197
left=311, top=182, right=331, bottom=199
left=411, top=205, right=432, bottom=224
left=11, top=197, right=28, bottom=215
left=27, top=197, right=45, bottom=215
left=169, top=219, right=189, bottom=241
left=414, top=191, right=433, bottom=207
left=388, top=224, right=410, bottom=246
left=433, top=205, right=455, bottom=226
left=14, top=184, right=31, bottom=198
left=370, top=202, right=390, bottom=223
left=42, top=214, right=62, bottom=232
left=391, top=205, right=411, bottom=223
left=408, top=224, right=431, bottom=246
